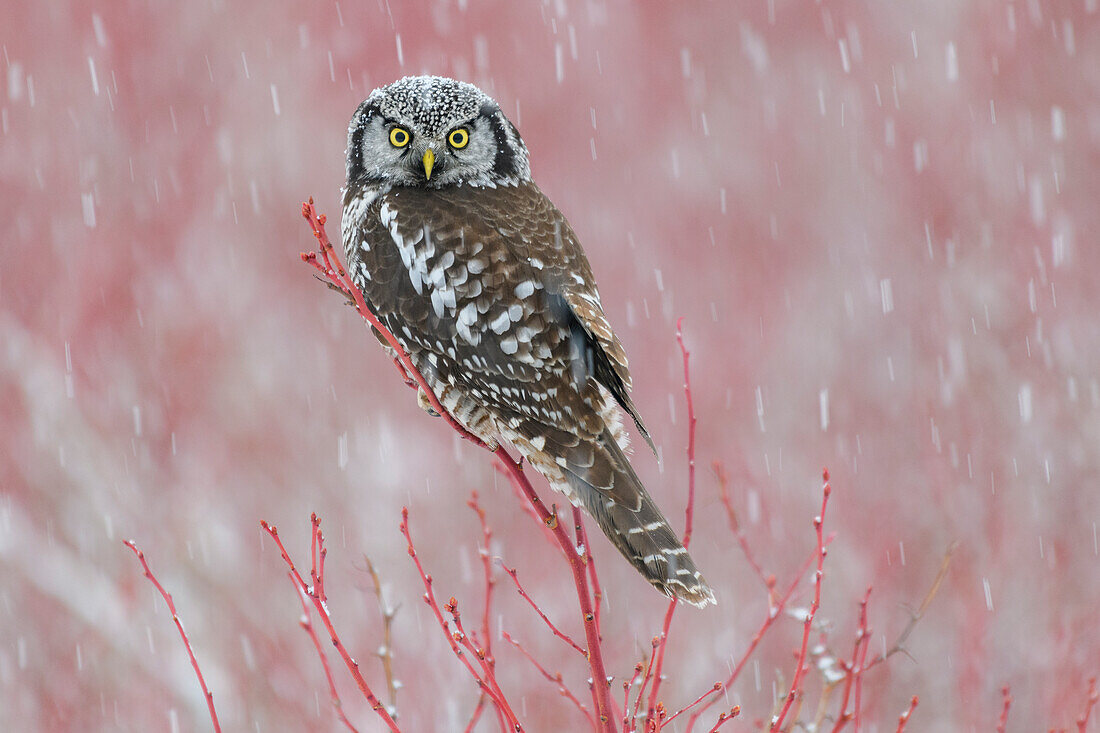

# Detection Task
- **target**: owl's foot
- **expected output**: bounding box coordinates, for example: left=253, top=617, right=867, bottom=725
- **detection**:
left=417, top=387, right=441, bottom=417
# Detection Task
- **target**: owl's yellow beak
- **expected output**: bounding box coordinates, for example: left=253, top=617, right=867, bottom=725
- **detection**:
left=422, top=148, right=435, bottom=180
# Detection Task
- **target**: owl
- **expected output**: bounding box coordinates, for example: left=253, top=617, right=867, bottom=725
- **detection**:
left=341, top=75, right=714, bottom=607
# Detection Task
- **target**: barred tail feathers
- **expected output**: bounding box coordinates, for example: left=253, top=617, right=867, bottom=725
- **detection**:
left=561, top=432, right=716, bottom=607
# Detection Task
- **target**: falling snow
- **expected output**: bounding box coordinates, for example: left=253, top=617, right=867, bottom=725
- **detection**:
left=4, top=3, right=1098, bottom=732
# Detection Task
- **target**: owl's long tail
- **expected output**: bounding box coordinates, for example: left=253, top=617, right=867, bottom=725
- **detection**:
left=560, top=431, right=716, bottom=607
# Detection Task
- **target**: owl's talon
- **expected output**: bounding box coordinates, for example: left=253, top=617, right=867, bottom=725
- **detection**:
left=417, top=388, right=441, bottom=417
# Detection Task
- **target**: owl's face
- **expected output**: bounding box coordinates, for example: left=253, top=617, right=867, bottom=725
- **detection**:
left=346, top=76, right=530, bottom=190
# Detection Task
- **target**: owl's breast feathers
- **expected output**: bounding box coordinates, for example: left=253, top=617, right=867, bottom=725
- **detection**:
left=341, top=181, right=652, bottom=450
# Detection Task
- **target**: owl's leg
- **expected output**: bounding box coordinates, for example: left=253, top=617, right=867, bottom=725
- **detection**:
left=417, top=387, right=441, bottom=417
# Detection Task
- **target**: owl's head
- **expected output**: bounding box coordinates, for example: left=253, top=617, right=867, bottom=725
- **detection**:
left=346, top=76, right=530, bottom=190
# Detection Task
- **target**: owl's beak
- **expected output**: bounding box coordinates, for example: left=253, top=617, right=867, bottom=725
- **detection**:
left=422, top=149, right=435, bottom=180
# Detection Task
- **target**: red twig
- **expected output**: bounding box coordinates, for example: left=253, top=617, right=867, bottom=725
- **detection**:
left=1079, top=677, right=1099, bottom=732
left=770, top=470, right=832, bottom=732
left=399, top=509, right=522, bottom=730
left=503, top=630, right=596, bottom=728
left=261, top=517, right=401, bottom=732
left=300, top=199, right=488, bottom=449
left=644, top=320, right=699, bottom=726
left=294, top=580, right=359, bottom=732
left=705, top=706, right=741, bottom=732
left=631, top=637, right=661, bottom=730
left=623, top=662, right=644, bottom=730
left=895, top=696, right=919, bottom=732
left=713, top=461, right=774, bottom=595
left=466, top=492, right=501, bottom=728
left=996, top=685, right=1012, bottom=732
left=123, top=541, right=222, bottom=733
left=498, top=558, right=587, bottom=657
left=686, top=534, right=831, bottom=730
left=463, top=695, right=487, bottom=733
left=575, top=514, right=604, bottom=639
left=664, top=683, right=723, bottom=728
left=831, top=587, right=874, bottom=733
left=677, top=319, right=699, bottom=549
left=493, top=449, right=616, bottom=732
left=851, top=588, right=874, bottom=733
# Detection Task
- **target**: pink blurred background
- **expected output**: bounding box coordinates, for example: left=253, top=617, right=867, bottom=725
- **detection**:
left=3, top=0, right=1099, bottom=730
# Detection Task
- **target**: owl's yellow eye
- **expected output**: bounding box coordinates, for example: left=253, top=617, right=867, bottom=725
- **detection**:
left=448, top=128, right=470, bottom=149
left=389, top=127, right=411, bottom=147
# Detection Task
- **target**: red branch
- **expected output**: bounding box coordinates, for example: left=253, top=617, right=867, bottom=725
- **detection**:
left=623, top=662, right=644, bottom=729
left=293, top=580, right=359, bottom=732
left=493, top=450, right=617, bottom=731
left=498, top=558, right=587, bottom=657
left=644, top=320, right=699, bottom=727
left=770, top=470, right=832, bottom=732
left=399, top=509, right=522, bottom=730
left=503, top=630, right=596, bottom=727
left=831, top=586, right=874, bottom=733
left=686, top=533, right=832, bottom=730
left=300, top=199, right=488, bottom=449
left=996, top=686, right=1012, bottom=732
left=895, top=696, right=919, bottom=732
left=123, top=541, right=222, bottom=733
left=261, top=516, right=401, bottom=732
left=705, top=706, right=742, bottom=732
left=714, top=461, right=773, bottom=596
left=1079, top=677, right=1099, bottom=733
left=677, top=319, right=699, bottom=549
left=575, top=513, right=605, bottom=639
left=631, top=636, right=661, bottom=730
left=664, top=683, right=723, bottom=728
left=851, top=587, right=874, bottom=732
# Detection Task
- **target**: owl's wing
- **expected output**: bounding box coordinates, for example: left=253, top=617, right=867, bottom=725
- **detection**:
left=343, top=182, right=653, bottom=455
left=554, top=282, right=656, bottom=456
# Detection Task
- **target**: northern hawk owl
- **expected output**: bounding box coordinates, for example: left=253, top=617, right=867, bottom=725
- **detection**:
left=341, top=75, right=714, bottom=607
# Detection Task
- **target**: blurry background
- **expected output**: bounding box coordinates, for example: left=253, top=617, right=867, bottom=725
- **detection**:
left=3, top=0, right=1099, bottom=730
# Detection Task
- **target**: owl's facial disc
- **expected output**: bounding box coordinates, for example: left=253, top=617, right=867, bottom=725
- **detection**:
left=346, top=75, right=531, bottom=189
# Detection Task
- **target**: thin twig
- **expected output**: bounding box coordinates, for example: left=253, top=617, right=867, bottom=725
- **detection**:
left=261, top=518, right=401, bottom=732
left=503, top=630, right=596, bottom=728
left=1078, top=677, right=1099, bottom=733
left=632, top=637, right=660, bottom=730
left=864, top=542, right=957, bottom=673
left=294, top=580, right=359, bottom=732
left=399, top=509, right=522, bottom=730
left=686, top=533, right=832, bottom=730
left=123, top=541, right=222, bottom=733
left=664, top=683, right=723, bottom=728
left=463, top=694, right=487, bottom=733
left=622, top=662, right=644, bottom=731
left=645, top=320, right=700, bottom=725
left=895, top=696, right=919, bottom=733
left=713, top=461, right=773, bottom=595
left=497, top=559, right=587, bottom=657
left=996, top=685, right=1012, bottom=733
left=493, top=449, right=616, bottom=732
left=363, top=554, right=400, bottom=718
left=830, top=587, right=873, bottom=733
left=705, top=706, right=741, bottom=733
left=770, top=470, right=832, bottom=732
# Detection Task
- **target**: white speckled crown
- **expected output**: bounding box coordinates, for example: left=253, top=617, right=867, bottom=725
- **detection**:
left=367, top=76, right=491, bottom=137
